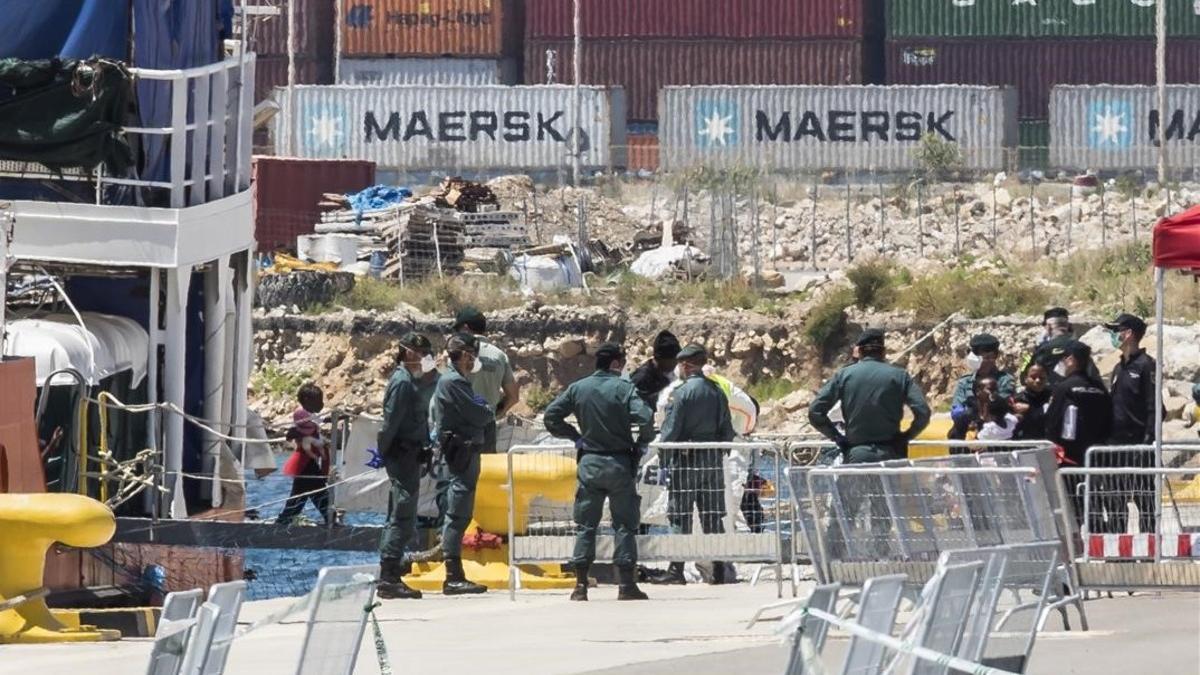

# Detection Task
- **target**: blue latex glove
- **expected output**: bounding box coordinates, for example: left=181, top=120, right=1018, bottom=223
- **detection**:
left=574, top=438, right=590, bottom=451
left=471, top=393, right=488, bottom=407
left=951, top=404, right=971, bottom=424
left=365, top=446, right=385, bottom=470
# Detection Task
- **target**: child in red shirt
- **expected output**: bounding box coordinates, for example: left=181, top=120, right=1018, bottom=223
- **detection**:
left=277, top=383, right=331, bottom=525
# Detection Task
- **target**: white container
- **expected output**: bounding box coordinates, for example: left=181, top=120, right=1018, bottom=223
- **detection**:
left=337, top=58, right=518, bottom=86
left=275, top=84, right=627, bottom=171
left=1051, top=85, right=1200, bottom=170
left=659, top=85, right=1017, bottom=171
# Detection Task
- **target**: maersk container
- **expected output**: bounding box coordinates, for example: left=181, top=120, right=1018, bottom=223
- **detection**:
left=1050, top=85, right=1200, bottom=170
left=524, top=0, right=872, bottom=40
left=888, top=0, right=1200, bottom=38
left=524, top=39, right=864, bottom=122
left=337, top=58, right=517, bottom=85
left=275, top=85, right=626, bottom=171
left=658, top=85, right=1016, bottom=172
left=885, top=39, right=1200, bottom=120
left=340, top=0, right=520, bottom=57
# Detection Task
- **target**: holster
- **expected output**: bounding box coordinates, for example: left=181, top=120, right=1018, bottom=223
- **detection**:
left=440, top=432, right=479, bottom=474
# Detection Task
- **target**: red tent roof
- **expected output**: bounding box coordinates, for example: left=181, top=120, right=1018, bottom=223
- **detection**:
left=1154, top=203, right=1200, bottom=269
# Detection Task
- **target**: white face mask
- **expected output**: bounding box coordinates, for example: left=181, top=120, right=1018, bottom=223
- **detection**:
left=1053, top=360, right=1069, bottom=378
left=965, top=352, right=983, bottom=373
left=470, top=356, right=483, bottom=374
left=420, top=354, right=436, bottom=374
left=674, top=364, right=686, bottom=380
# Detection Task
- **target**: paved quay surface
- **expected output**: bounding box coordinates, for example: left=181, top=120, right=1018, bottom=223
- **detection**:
left=3, top=580, right=1198, bottom=674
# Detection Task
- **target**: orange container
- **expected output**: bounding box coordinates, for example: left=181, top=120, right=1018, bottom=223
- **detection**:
left=341, top=0, right=515, bottom=57
left=627, top=134, right=660, bottom=173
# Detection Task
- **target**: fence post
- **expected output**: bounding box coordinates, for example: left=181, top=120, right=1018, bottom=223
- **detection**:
left=992, top=180, right=998, bottom=247
left=1067, top=183, right=1074, bottom=255
left=811, top=182, right=819, bottom=271
left=1029, top=182, right=1037, bottom=255
left=772, top=179, right=779, bottom=271
left=1132, top=190, right=1139, bottom=244
left=954, top=183, right=961, bottom=258
left=845, top=179, right=852, bottom=263
left=1100, top=186, right=1107, bottom=248
left=877, top=173, right=885, bottom=251
left=917, top=179, right=925, bottom=260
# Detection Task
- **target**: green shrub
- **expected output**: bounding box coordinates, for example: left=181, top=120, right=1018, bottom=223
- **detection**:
left=846, top=260, right=898, bottom=310
left=747, top=377, right=800, bottom=403
left=804, top=287, right=855, bottom=347
left=897, top=269, right=1049, bottom=321
left=523, top=385, right=557, bottom=413
left=251, top=363, right=313, bottom=398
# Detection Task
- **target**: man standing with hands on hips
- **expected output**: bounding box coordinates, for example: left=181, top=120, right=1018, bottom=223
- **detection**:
left=543, top=343, right=655, bottom=602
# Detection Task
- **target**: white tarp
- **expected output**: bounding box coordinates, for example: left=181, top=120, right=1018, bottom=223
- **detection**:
left=630, top=245, right=709, bottom=280
left=4, top=312, right=149, bottom=386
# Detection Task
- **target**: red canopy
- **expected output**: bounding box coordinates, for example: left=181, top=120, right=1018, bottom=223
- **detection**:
left=1153, top=203, right=1200, bottom=269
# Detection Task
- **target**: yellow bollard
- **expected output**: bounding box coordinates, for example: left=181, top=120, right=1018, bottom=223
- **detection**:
left=0, top=493, right=120, bottom=643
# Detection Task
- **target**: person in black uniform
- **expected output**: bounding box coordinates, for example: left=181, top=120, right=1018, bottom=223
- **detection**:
left=1104, top=313, right=1160, bottom=534
left=630, top=330, right=681, bottom=413
left=1045, top=340, right=1112, bottom=530
left=1013, top=362, right=1051, bottom=441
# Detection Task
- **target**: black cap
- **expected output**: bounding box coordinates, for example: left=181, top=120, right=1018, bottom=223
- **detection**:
left=1063, top=339, right=1092, bottom=362
left=453, top=306, right=486, bottom=332
left=653, top=330, right=681, bottom=360
left=1044, top=307, right=1070, bottom=322
left=969, top=333, right=1001, bottom=354
left=595, top=342, right=626, bottom=361
left=446, top=332, right=479, bottom=355
left=855, top=328, right=885, bottom=348
left=398, top=332, right=432, bottom=355
left=1104, top=313, right=1148, bottom=336
left=677, top=343, right=708, bottom=361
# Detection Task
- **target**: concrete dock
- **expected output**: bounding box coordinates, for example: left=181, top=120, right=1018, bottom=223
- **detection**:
left=3, top=582, right=1197, bottom=674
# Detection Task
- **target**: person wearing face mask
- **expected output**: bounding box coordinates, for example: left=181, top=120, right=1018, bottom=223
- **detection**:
left=452, top=307, right=519, bottom=454
left=1012, top=363, right=1051, bottom=441
left=948, top=376, right=998, bottom=442
left=630, top=330, right=682, bottom=414
left=543, top=342, right=655, bottom=601
left=376, top=333, right=439, bottom=600
left=950, top=334, right=1016, bottom=436
left=429, top=333, right=494, bottom=595
left=1103, top=313, right=1160, bottom=534
left=1045, top=340, right=1112, bottom=528
left=655, top=343, right=736, bottom=586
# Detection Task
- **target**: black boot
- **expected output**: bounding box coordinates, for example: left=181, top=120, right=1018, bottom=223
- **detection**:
left=617, top=566, right=649, bottom=601
left=377, top=558, right=422, bottom=600
left=710, top=561, right=726, bottom=585
left=443, top=557, right=487, bottom=596
left=648, top=561, right=687, bottom=585
left=570, top=564, right=589, bottom=602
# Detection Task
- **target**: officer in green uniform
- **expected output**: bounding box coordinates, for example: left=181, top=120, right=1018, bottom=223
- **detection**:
left=376, top=333, right=439, bottom=600
left=452, top=307, right=519, bottom=453
left=430, top=333, right=493, bottom=595
left=808, top=328, right=931, bottom=464
left=544, top=343, right=655, bottom=602
left=656, top=343, right=736, bottom=585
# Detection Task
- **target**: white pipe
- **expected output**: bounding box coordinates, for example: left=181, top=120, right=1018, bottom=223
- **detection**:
left=232, top=250, right=254, bottom=469
left=164, top=265, right=192, bottom=518
left=572, top=0, right=582, bottom=187
left=202, top=257, right=231, bottom=507
left=1154, top=266, right=1165, bottom=563
left=286, top=0, right=296, bottom=155
left=1156, top=0, right=1168, bottom=183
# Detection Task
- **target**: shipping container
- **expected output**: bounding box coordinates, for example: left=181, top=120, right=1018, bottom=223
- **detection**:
left=256, top=55, right=334, bottom=103
left=340, top=0, right=520, bottom=57
left=889, top=0, right=1200, bottom=38
left=337, top=57, right=517, bottom=85
left=245, top=0, right=334, bottom=56
left=253, top=156, right=377, bottom=251
left=659, top=85, right=1016, bottom=171
left=627, top=133, right=660, bottom=173
left=524, top=0, right=872, bottom=40
left=525, top=39, right=864, bottom=122
left=274, top=85, right=627, bottom=171
left=885, top=39, right=1200, bottom=120
left=1050, top=85, right=1200, bottom=171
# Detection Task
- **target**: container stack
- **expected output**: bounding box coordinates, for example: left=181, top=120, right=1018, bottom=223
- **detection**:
left=248, top=0, right=336, bottom=103
left=337, top=0, right=521, bottom=86
left=521, top=0, right=876, bottom=133
left=884, top=0, right=1200, bottom=158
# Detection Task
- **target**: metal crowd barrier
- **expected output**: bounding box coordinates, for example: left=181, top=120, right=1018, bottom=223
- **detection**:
left=505, top=441, right=783, bottom=598
left=1056, top=465, right=1200, bottom=592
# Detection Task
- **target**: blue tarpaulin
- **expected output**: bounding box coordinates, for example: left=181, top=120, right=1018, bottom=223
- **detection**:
left=346, top=185, right=413, bottom=218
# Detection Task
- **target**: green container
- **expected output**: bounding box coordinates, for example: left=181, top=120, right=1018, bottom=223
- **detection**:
left=1018, top=120, right=1050, bottom=171
left=888, top=0, right=1200, bottom=38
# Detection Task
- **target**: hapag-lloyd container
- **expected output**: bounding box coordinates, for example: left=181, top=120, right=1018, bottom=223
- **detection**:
left=658, top=85, right=1016, bottom=171
left=1050, top=85, right=1200, bottom=170
left=524, top=0, right=872, bottom=39
left=340, top=0, right=518, bottom=57
left=524, top=39, right=864, bottom=122
left=337, top=57, right=517, bottom=85
left=885, top=39, right=1200, bottom=119
left=276, top=85, right=626, bottom=170
left=888, top=0, right=1200, bottom=38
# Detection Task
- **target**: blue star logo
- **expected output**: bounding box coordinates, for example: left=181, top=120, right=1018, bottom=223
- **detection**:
left=300, top=101, right=348, bottom=157
left=1087, top=101, right=1132, bottom=149
left=365, top=446, right=384, bottom=469
left=695, top=101, right=740, bottom=148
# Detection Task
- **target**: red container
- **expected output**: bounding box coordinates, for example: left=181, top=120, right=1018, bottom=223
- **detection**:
left=525, top=0, right=871, bottom=39
left=885, top=38, right=1200, bottom=119
left=246, top=0, right=335, bottom=57
left=627, top=133, right=660, bottom=173
left=524, top=39, right=864, bottom=122
left=255, top=55, right=334, bottom=103
left=253, top=157, right=377, bottom=252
